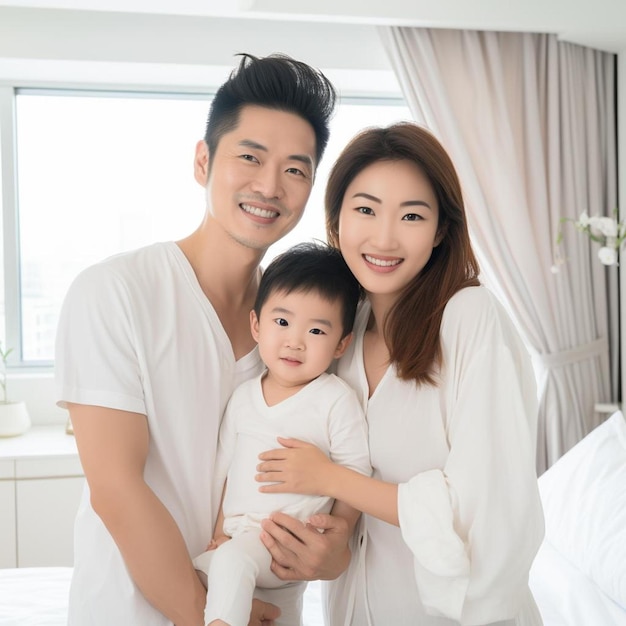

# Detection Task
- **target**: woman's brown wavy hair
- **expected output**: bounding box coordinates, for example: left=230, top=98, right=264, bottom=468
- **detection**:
left=325, top=123, right=480, bottom=386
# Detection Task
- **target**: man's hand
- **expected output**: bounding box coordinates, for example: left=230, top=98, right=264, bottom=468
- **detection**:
left=249, top=598, right=281, bottom=626
left=259, top=512, right=351, bottom=581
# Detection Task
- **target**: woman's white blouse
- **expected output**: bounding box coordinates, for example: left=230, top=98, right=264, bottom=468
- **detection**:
left=325, top=286, right=544, bottom=626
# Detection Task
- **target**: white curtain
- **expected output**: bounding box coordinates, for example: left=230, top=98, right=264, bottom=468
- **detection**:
left=379, top=27, right=617, bottom=473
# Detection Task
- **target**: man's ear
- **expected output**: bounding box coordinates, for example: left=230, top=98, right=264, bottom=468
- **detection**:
left=250, top=309, right=260, bottom=344
left=194, top=140, right=210, bottom=186
left=334, top=332, right=353, bottom=359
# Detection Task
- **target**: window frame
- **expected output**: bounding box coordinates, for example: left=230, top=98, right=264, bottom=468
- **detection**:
left=0, top=83, right=409, bottom=371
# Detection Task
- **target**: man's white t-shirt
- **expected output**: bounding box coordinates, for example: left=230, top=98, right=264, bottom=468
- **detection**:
left=55, top=242, right=264, bottom=625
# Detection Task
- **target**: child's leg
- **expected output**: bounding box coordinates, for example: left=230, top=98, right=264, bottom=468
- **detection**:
left=202, top=529, right=283, bottom=626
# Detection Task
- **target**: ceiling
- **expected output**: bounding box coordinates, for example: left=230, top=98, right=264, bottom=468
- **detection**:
left=1, top=0, right=626, bottom=53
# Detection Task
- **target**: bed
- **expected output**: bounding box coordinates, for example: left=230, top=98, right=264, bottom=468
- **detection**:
left=1, top=412, right=624, bottom=625
left=528, top=409, right=626, bottom=626
left=0, top=566, right=71, bottom=625
left=0, top=568, right=324, bottom=625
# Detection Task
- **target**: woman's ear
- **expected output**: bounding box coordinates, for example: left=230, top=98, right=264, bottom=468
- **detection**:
left=434, top=222, right=448, bottom=248
left=334, top=332, right=353, bottom=359
left=194, top=140, right=210, bottom=186
left=250, top=309, right=260, bottom=344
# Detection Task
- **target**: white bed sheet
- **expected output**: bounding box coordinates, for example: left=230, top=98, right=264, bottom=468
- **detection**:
left=1, top=558, right=625, bottom=626
left=0, top=567, right=72, bottom=626
left=529, top=541, right=626, bottom=626
left=0, top=568, right=324, bottom=626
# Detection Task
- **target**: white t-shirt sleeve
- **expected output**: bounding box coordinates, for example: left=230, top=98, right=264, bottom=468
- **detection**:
left=55, top=262, right=146, bottom=415
left=397, top=289, right=544, bottom=625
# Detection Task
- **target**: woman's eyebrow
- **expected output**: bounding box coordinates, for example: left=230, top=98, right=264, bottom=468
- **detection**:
left=352, top=192, right=432, bottom=209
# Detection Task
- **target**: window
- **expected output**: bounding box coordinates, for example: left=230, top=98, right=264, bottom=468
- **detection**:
left=4, top=90, right=411, bottom=365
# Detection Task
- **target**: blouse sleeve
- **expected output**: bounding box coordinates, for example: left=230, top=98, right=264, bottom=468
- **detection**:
left=397, top=288, right=544, bottom=625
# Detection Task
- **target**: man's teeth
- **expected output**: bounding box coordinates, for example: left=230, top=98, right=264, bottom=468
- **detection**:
left=365, top=255, right=401, bottom=267
left=241, top=203, right=278, bottom=219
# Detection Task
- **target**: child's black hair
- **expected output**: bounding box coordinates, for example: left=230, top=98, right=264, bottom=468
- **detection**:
left=254, top=242, right=360, bottom=338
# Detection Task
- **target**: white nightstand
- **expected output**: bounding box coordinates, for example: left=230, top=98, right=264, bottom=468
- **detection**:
left=0, top=426, right=84, bottom=568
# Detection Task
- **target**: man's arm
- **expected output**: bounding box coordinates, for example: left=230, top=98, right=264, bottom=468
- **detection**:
left=69, top=403, right=206, bottom=626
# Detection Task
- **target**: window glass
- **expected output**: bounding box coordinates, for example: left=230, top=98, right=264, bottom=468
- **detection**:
left=14, top=92, right=411, bottom=363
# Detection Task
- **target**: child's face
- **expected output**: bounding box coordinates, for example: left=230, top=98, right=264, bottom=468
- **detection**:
left=250, top=289, right=352, bottom=390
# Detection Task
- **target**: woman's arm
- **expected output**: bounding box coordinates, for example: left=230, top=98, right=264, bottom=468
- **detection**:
left=257, top=437, right=399, bottom=526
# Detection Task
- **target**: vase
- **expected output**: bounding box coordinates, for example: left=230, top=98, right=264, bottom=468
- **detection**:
left=0, top=401, right=31, bottom=437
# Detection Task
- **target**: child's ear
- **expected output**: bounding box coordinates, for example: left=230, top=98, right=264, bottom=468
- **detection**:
left=249, top=310, right=260, bottom=344
left=334, top=332, right=353, bottom=359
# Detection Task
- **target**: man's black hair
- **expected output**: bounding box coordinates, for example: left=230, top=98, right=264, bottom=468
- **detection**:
left=254, top=242, right=360, bottom=338
left=205, top=53, right=337, bottom=169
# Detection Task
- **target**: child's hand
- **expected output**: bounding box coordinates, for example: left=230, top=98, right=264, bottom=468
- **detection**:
left=256, top=437, right=334, bottom=496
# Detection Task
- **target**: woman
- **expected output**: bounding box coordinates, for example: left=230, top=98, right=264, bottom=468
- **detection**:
left=258, top=123, right=544, bottom=625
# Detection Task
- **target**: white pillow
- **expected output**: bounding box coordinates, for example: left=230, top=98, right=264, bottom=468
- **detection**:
left=538, top=411, right=626, bottom=609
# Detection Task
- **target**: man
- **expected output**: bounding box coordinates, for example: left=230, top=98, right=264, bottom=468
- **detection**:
left=55, top=53, right=349, bottom=626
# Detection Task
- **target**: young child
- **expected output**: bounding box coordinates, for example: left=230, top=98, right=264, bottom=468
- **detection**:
left=193, top=242, right=371, bottom=626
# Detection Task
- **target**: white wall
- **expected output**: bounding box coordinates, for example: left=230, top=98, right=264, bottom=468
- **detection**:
left=0, top=6, right=400, bottom=95
left=617, top=54, right=626, bottom=413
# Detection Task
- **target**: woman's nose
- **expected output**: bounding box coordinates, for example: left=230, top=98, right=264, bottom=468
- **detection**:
left=370, top=218, right=397, bottom=249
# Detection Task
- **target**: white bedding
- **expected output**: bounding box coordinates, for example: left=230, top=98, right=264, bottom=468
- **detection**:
left=0, top=545, right=623, bottom=625
left=530, top=542, right=626, bottom=626
left=0, top=567, right=71, bottom=626
left=529, top=410, right=626, bottom=626
left=0, top=568, right=323, bottom=625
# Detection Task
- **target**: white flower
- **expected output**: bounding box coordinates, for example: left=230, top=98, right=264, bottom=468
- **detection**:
left=591, top=216, right=618, bottom=238
left=555, top=208, right=624, bottom=271
left=598, top=246, right=618, bottom=265
left=577, top=211, right=591, bottom=227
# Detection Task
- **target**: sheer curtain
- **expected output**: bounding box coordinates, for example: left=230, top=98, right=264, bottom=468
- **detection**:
left=379, top=27, right=617, bottom=472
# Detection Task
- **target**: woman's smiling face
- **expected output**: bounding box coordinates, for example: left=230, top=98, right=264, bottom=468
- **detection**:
left=338, top=159, right=441, bottom=303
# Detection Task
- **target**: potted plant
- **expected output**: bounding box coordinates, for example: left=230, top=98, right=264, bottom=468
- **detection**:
left=0, top=342, right=31, bottom=437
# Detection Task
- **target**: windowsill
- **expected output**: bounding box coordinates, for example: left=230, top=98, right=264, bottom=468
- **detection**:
left=4, top=372, right=67, bottom=427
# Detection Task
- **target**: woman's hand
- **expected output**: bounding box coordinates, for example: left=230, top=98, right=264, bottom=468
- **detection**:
left=256, top=437, right=335, bottom=497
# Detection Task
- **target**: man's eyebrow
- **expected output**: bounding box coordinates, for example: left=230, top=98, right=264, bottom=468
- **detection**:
left=239, top=139, right=267, bottom=152
left=239, top=139, right=314, bottom=170
left=352, top=192, right=432, bottom=209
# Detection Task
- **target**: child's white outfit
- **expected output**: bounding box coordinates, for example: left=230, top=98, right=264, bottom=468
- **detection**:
left=193, top=371, right=371, bottom=626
